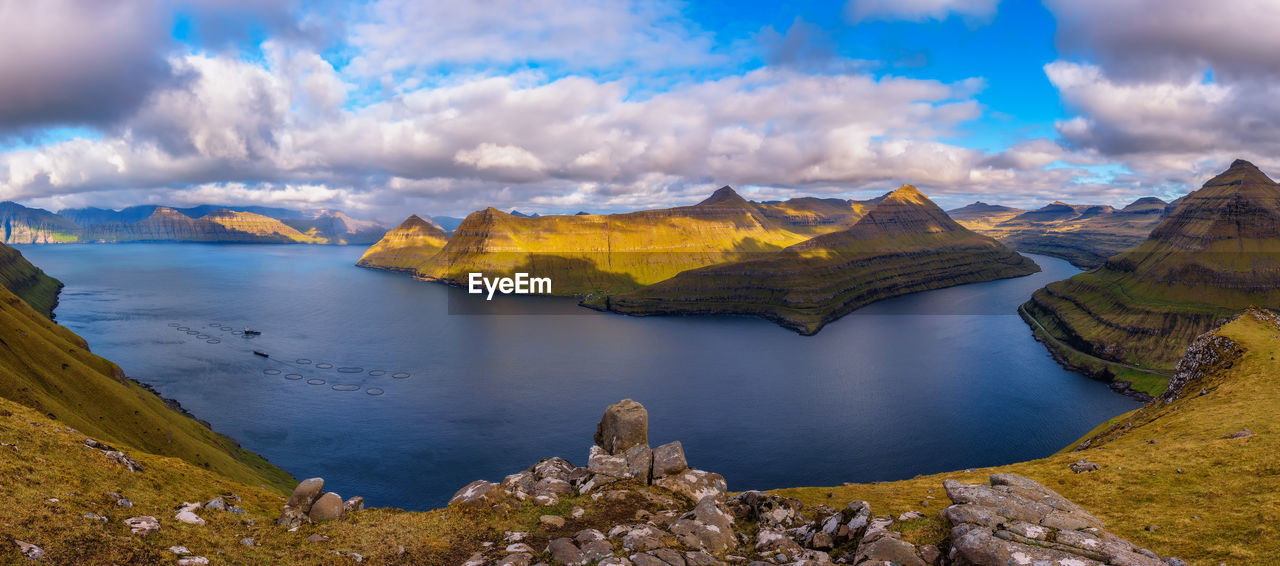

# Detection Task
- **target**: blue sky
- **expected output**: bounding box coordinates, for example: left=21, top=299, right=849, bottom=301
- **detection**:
left=0, top=0, right=1276, bottom=221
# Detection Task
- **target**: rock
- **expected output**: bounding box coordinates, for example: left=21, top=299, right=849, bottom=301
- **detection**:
left=307, top=534, right=330, bottom=543
left=651, top=442, right=688, bottom=479
left=287, top=477, right=326, bottom=512
left=176, top=557, right=209, bottom=566
left=898, top=510, right=925, bottom=521
left=547, top=537, right=588, bottom=565
left=755, top=528, right=803, bottom=559
left=174, top=511, right=205, bottom=525
left=506, top=543, right=536, bottom=553
left=581, top=539, right=615, bottom=562
left=595, top=399, right=648, bottom=455
left=277, top=505, right=309, bottom=528
left=83, top=512, right=107, bottom=522
left=623, top=444, right=654, bottom=483
left=651, top=548, right=685, bottom=565
left=540, top=514, right=566, bottom=528
left=945, top=474, right=1167, bottom=566
left=630, top=554, right=667, bottom=566
left=683, top=551, right=719, bottom=566
left=571, top=506, right=585, bottom=519
left=808, top=530, right=833, bottom=550
left=1223, top=429, right=1255, bottom=439
left=449, top=480, right=510, bottom=508
left=106, top=492, right=133, bottom=507
left=124, top=516, right=160, bottom=536
left=727, top=491, right=804, bottom=528
left=343, top=496, right=365, bottom=514
left=854, top=535, right=927, bottom=566
left=919, top=543, right=942, bottom=565
left=653, top=469, right=727, bottom=502
left=168, top=546, right=192, bottom=555
left=1070, top=459, right=1101, bottom=473
left=240, top=538, right=255, bottom=546
left=588, top=445, right=631, bottom=478
left=14, top=540, right=43, bottom=560
left=204, top=496, right=226, bottom=511
left=309, top=492, right=345, bottom=522
left=497, top=553, right=532, bottom=566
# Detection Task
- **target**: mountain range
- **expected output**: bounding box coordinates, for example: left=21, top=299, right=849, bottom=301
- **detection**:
left=0, top=201, right=388, bottom=245
left=1022, top=159, right=1280, bottom=396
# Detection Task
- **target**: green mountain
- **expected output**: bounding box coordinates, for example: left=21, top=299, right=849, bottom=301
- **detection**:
left=411, top=187, right=866, bottom=295
left=355, top=214, right=451, bottom=273
left=602, top=185, right=1039, bottom=334
left=0, top=202, right=81, bottom=244
left=1022, top=159, right=1280, bottom=394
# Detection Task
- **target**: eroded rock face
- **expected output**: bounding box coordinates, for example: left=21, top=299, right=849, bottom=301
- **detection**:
left=944, top=474, right=1167, bottom=566
left=595, top=399, right=649, bottom=455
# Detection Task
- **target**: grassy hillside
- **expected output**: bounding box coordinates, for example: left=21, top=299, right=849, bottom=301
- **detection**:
left=416, top=187, right=854, bottom=294
left=603, top=186, right=1039, bottom=334
left=355, top=215, right=451, bottom=272
left=0, top=244, right=62, bottom=318
left=0, top=268, right=292, bottom=493
left=1023, top=159, right=1280, bottom=384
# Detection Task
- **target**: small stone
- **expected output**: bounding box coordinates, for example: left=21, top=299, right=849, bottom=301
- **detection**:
left=571, top=507, right=585, bottom=519
left=540, top=515, right=566, bottom=528
left=1223, top=429, right=1254, bottom=439
left=506, top=543, right=536, bottom=553
left=83, top=512, right=107, bottom=522
left=307, top=534, right=330, bottom=543
left=1069, top=459, right=1101, bottom=473
left=240, top=538, right=255, bottom=546
left=14, top=540, right=43, bottom=560
left=1146, top=525, right=1160, bottom=531
left=204, top=497, right=227, bottom=511
left=106, top=492, right=133, bottom=507
left=343, top=496, right=365, bottom=514
left=174, top=511, right=205, bottom=525
left=547, top=537, right=587, bottom=565
left=898, top=511, right=925, bottom=521
left=124, top=516, right=160, bottom=536
left=169, top=546, right=192, bottom=555
left=498, top=553, right=532, bottom=566
left=177, top=557, right=209, bottom=566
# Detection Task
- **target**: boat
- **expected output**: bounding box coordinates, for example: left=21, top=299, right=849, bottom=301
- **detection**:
left=253, top=350, right=269, bottom=358
left=244, top=328, right=262, bottom=335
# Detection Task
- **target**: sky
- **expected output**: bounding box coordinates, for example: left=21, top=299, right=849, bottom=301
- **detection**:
left=1, top=0, right=1279, bottom=222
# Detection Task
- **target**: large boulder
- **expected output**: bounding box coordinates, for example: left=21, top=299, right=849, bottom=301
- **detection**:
left=652, top=469, right=726, bottom=502
left=308, top=492, right=345, bottom=522
left=286, top=478, right=325, bottom=512
left=594, top=399, right=648, bottom=455
left=449, top=480, right=511, bottom=509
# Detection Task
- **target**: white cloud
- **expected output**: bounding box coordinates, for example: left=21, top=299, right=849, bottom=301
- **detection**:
left=846, top=0, right=1000, bottom=24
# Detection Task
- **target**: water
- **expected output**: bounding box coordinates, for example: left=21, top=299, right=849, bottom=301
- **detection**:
left=16, top=244, right=1137, bottom=509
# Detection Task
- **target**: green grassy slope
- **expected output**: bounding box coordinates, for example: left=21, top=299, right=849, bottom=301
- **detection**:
left=604, top=186, right=1039, bottom=334
left=0, top=244, right=62, bottom=319
left=0, top=268, right=292, bottom=492
left=355, top=215, right=451, bottom=272
left=1024, top=159, right=1280, bottom=380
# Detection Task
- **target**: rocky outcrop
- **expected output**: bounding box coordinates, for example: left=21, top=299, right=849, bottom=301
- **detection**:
left=278, top=478, right=363, bottom=528
left=944, top=474, right=1168, bottom=566
left=1159, top=319, right=1245, bottom=402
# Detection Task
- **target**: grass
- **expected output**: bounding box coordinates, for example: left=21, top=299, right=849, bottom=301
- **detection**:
left=0, top=245, right=62, bottom=318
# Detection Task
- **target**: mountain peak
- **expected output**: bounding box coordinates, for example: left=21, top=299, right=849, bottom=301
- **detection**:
left=1204, top=158, right=1277, bottom=188
left=883, top=184, right=928, bottom=202
left=697, top=186, right=747, bottom=206
left=1230, top=158, right=1257, bottom=169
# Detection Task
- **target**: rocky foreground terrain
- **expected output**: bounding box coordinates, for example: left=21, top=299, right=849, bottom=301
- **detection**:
left=401, top=399, right=1183, bottom=566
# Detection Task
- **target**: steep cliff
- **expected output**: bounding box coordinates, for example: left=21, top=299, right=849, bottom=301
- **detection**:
left=1023, top=159, right=1280, bottom=386
left=605, top=186, right=1039, bottom=334
left=0, top=202, right=81, bottom=244
left=81, top=208, right=319, bottom=243
left=0, top=243, right=62, bottom=318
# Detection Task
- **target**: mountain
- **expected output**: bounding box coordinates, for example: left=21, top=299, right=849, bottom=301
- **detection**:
left=0, top=202, right=387, bottom=245
left=0, top=243, right=62, bottom=318
left=602, top=186, right=1039, bottom=334
left=0, top=202, right=81, bottom=243
left=957, top=198, right=1170, bottom=268
left=80, top=208, right=320, bottom=243
left=753, top=196, right=871, bottom=235
left=59, top=204, right=305, bottom=226
left=946, top=201, right=1026, bottom=229
left=355, top=214, right=450, bottom=272
left=430, top=215, right=466, bottom=232
left=1022, top=159, right=1280, bottom=394
left=409, top=186, right=864, bottom=294
left=284, top=211, right=388, bottom=245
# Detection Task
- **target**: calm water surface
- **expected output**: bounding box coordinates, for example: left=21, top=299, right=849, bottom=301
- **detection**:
left=17, top=244, right=1136, bottom=509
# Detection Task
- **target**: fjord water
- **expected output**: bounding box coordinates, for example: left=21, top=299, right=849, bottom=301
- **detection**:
left=18, top=244, right=1136, bottom=510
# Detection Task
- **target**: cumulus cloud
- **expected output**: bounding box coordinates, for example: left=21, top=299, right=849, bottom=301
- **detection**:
left=1043, top=1, right=1280, bottom=187
left=846, top=0, right=1000, bottom=24
left=0, top=0, right=174, bottom=131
